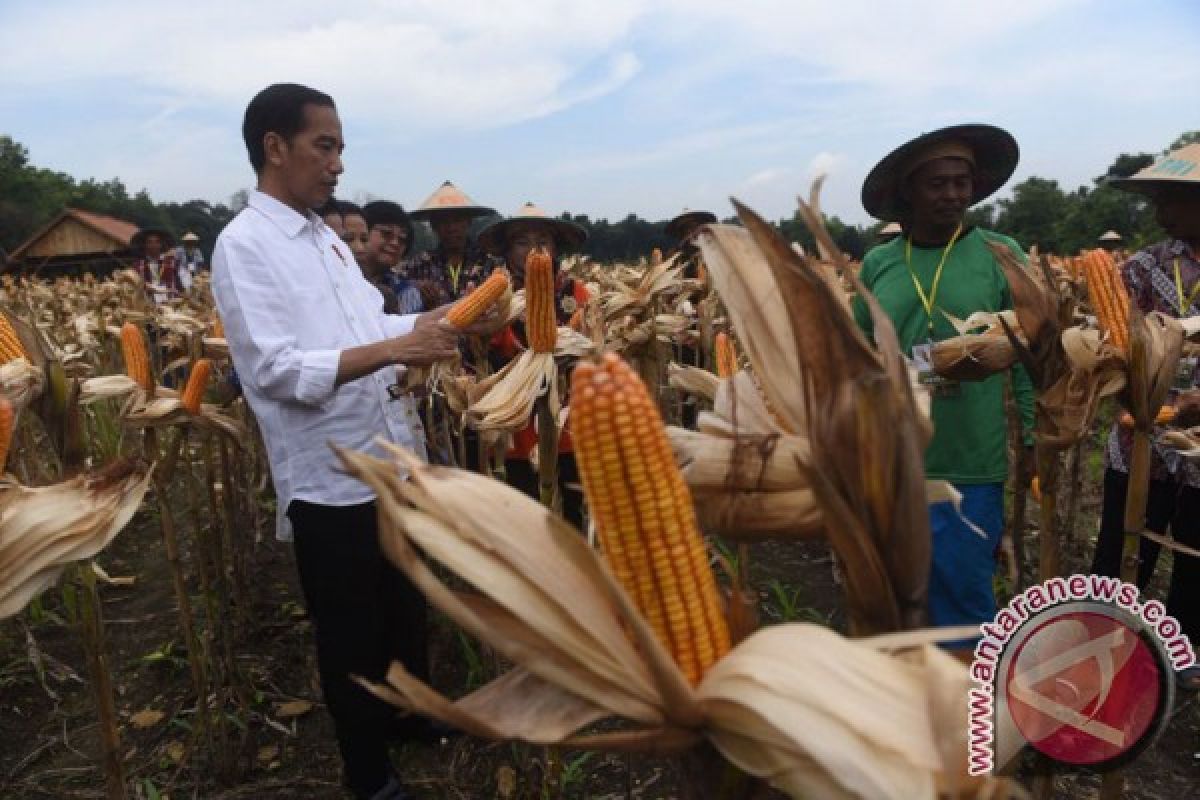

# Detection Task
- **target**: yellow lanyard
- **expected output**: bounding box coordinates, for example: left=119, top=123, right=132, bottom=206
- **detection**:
left=905, top=223, right=963, bottom=333
left=447, top=260, right=463, bottom=293
left=1173, top=257, right=1200, bottom=316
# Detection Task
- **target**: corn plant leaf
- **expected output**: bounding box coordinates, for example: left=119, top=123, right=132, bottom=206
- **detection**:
left=0, top=460, right=151, bottom=619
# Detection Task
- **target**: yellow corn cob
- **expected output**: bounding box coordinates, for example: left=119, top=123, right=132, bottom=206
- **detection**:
left=447, top=270, right=510, bottom=329
left=181, top=358, right=212, bottom=415
left=1099, top=249, right=1131, bottom=345
left=525, top=248, right=557, bottom=353
left=714, top=332, right=737, bottom=379
left=120, top=322, right=154, bottom=391
left=0, top=394, right=12, bottom=472
left=1084, top=249, right=1129, bottom=353
left=0, top=314, right=29, bottom=365
left=571, top=352, right=731, bottom=685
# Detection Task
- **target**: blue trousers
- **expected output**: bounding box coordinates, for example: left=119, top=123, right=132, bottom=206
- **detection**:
left=928, top=482, right=1004, bottom=630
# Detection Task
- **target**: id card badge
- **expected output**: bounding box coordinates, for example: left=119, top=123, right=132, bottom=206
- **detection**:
left=1176, top=356, right=1198, bottom=391
left=913, top=341, right=961, bottom=398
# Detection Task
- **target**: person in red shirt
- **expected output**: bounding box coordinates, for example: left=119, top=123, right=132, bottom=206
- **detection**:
left=477, top=203, right=588, bottom=525
left=131, top=228, right=182, bottom=303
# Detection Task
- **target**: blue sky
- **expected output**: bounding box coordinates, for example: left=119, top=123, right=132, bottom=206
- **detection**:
left=1, top=0, right=1197, bottom=226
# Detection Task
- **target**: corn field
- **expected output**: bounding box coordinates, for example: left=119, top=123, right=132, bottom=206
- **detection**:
left=1, top=186, right=1198, bottom=800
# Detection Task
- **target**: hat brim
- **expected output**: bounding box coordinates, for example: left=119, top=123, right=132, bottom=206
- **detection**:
left=861, top=124, right=1019, bottom=222
left=665, top=211, right=718, bottom=239
left=477, top=216, right=588, bottom=255
left=409, top=205, right=496, bottom=221
left=1107, top=177, right=1200, bottom=198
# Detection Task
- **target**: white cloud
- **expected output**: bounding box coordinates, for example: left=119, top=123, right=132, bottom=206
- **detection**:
left=0, top=0, right=647, bottom=133
left=1, top=0, right=1197, bottom=226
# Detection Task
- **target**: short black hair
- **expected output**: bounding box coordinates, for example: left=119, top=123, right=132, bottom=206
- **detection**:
left=337, top=200, right=365, bottom=220
left=363, top=200, right=414, bottom=241
left=242, top=83, right=335, bottom=174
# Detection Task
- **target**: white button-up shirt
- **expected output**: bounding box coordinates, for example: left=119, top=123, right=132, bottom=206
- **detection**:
left=212, top=190, right=426, bottom=540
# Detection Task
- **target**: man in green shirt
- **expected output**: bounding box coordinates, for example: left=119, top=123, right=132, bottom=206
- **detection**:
left=853, top=124, right=1035, bottom=634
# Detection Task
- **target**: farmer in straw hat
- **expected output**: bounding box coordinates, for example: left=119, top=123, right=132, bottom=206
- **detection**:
left=477, top=202, right=590, bottom=526
left=665, top=208, right=717, bottom=279
left=403, top=180, right=497, bottom=308
left=853, top=124, right=1036, bottom=642
left=1091, top=143, right=1200, bottom=690
left=175, top=231, right=205, bottom=289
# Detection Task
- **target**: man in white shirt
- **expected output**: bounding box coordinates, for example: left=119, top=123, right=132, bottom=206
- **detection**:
left=212, top=83, right=462, bottom=800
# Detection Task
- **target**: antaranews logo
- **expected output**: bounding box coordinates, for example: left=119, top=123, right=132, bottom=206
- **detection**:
left=967, top=575, right=1195, bottom=776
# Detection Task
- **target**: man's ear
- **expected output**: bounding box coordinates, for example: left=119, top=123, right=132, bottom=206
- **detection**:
left=263, top=131, right=288, bottom=168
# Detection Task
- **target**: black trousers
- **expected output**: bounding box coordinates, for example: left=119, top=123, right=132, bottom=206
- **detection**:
left=288, top=500, right=429, bottom=799
left=1091, top=468, right=1200, bottom=644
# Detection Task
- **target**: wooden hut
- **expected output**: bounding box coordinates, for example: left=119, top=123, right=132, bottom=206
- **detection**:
left=7, top=208, right=140, bottom=278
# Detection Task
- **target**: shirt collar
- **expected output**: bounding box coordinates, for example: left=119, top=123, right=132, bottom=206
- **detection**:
left=248, top=189, right=320, bottom=239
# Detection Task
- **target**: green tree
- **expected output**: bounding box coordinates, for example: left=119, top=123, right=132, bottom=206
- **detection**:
left=995, top=177, right=1070, bottom=252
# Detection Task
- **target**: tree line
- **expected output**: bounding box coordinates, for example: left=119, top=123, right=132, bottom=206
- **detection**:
left=2, top=131, right=1196, bottom=267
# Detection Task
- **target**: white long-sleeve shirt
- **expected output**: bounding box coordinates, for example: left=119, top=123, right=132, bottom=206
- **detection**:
left=212, top=190, right=426, bottom=540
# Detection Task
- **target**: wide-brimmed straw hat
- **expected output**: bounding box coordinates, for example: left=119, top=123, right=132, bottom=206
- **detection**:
left=1098, top=230, right=1123, bottom=243
left=665, top=209, right=717, bottom=239
left=1109, top=144, right=1200, bottom=197
left=181, top=232, right=200, bottom=243
left=409, top=180, right=496, bottom=221
left=131, top=227, right=175, bottom=251
left=879, top=221, right=903, bottom=238
left=861, top=124, right=1019, bottom=222
left=477, top=202, right=588, bottom=255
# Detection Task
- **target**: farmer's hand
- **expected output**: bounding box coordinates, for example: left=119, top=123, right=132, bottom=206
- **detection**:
left=390, top=323, right=458, bottom=366
left=414, top=304, right=449, bottom=329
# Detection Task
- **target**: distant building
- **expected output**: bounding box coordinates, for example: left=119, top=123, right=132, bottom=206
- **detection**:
left=7, top=208, right=140, bottom=278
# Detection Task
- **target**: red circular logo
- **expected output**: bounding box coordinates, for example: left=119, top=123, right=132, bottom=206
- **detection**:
left=1004, top=608, right=1167, bottom=766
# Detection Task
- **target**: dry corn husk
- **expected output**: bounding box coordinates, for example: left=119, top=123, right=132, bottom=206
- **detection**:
left=931, top=311, right=1025, bottom=382
left=335, top=442, right=1019, bottom=800
left=0, top=460, right=151, bottom=618
left=1125, top=311, right=1185, bottom=431
left=465, top=350, right=559, bottom=444
left=79, top=374, right=246, bottom=440
left=697, top=189, right=932, bottom=634
left=602, top=257, right=684, bottom=321
left=667, top=363, right=720, bottom=403
left=0, top=358, right=45, bottom=412
left=1161, top=426, right=1200, bottom=459
left=463, top=327, right=594, bottom=443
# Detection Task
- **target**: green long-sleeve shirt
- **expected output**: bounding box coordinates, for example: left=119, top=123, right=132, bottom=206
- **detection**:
left=852, top=228, right=1035, bottom=484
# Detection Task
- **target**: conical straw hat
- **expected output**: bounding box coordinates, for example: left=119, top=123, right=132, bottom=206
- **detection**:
left=1109, top=144, right=1200, bottom=197
left=409, top=180, right=496, bottom=220
left=477, top=202, right=587, bottom=254
left=861, top=123, right=1019, bottom=222
left=665, top=209, right=718, bottom=239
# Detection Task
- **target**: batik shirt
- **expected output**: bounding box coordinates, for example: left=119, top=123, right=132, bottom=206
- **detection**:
left=399, top=245, right=498, bottom=306
left=1105, top=239, right=1200, bottom=487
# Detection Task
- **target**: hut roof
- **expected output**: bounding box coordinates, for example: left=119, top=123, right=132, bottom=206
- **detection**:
left=10, top=208, right=139, bottom=262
